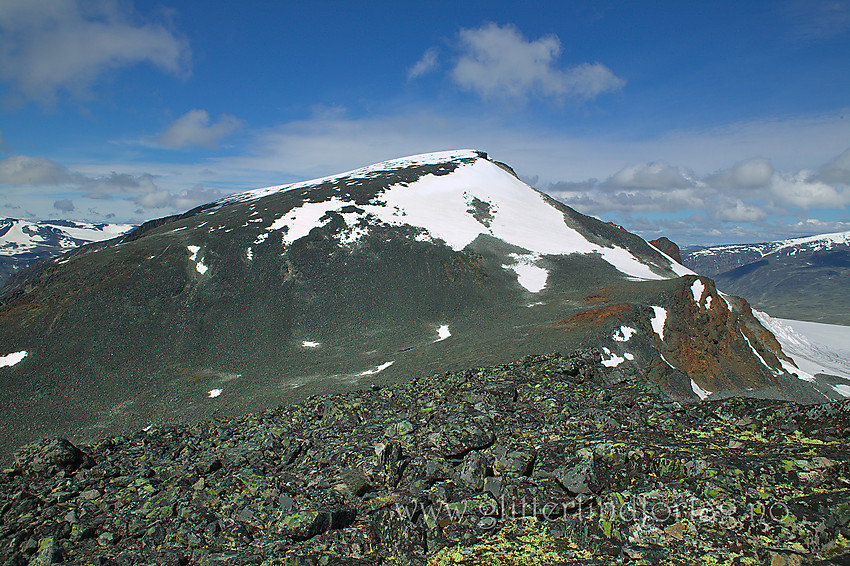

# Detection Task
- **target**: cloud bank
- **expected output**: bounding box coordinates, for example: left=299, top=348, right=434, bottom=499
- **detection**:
left=0, top=155, right=223, bottom=217
left=0, top=0, right=190, bottom=105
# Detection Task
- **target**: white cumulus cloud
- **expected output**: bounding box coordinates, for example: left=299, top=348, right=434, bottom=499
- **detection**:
left=156, top=110, right=242, bottom=149
left=713, top=199, right=769, bottom=222
left=818, top=147, right=850, bottom=184
left=450, top=23, right=624, bottom=102
left=0, top=0, right=190, bottom=105
left=0, top=155, right=71, bottom=186
left=706, top=157, right=774, bottom=189
left=770, top=171, right=850, bottom=208
left=607, top=162, right=693, bottom=189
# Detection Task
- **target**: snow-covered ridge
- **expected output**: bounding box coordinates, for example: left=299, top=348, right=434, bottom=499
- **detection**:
left=689, top=230, right=850, bottom=260
left=220, top=150, right=482, bottom=206
left=233, top=150, right=685, bottom=285
left=0, top=218, right=134, bottom=256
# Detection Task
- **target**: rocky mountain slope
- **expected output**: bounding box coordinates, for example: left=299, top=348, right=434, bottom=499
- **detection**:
left=0, top=219, right=133, bottom=285
left=681, top=232, right=850, bottom=325
left=0, top=151, right=833, bottom=460
left=1, top=352, right=848, bottom=565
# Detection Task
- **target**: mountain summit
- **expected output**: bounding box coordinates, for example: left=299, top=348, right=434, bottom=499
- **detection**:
left=0, top=150, right=833, bottom=458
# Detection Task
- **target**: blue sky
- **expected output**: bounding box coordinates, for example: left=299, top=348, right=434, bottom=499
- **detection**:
left=1, top=0, right=849, bottom=245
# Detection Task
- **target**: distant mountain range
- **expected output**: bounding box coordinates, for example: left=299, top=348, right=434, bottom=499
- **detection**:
left=0, top=151, right=839, bottom=458
left=682, top=231, right=850, bottom=325
left=0, top=218, right=133, bottom=285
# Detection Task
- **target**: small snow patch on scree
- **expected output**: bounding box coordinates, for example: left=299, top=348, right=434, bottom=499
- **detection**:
left=502, top=253, right=548, bottom=293
left=187, top=245, right=209, bottom=274
left=208, top=389, right=222, bottom=398
left=601, top=348, right=625, bottom=367
left=691, top=279, right=705, bottom=306
left=612, top=326, right=636, bottom=342
left=435, top=325, right=451, bottom=342
left=691, top=379, right=711, bottom=400
left=1, top=351, right=28, bottom=368
left=650, top=307, right=667, bottom=340
left=357, top=361, right=395, bottom=376
left=302, top=341, right=321, bottom=348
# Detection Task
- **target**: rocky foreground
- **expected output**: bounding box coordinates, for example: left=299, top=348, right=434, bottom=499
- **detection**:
left=2, top=351, right=849, bottom=565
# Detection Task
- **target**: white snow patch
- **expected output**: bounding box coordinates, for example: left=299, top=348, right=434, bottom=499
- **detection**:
left=754, top=311, right=850, bottom=381
left=0, top=351, right=28, bottom=368
left=187, top=245, right=208, bottom=274
left=612, top=326, right=636, bottom=342
left=502, top=253, right=548, bottom=293
left=705, top=296, right=712, bottom=309
left=778, top=358, right=817, bottom=383
left=302, top=341, right=321, bottom=348
left=208, top=389, right=222, bottom=398
left=833, top=384, right=850, bottom=397
left=671, top=262, right=695, bottom=277
left=356, top=361, right=395, bottom=376
left=601, top=347, right=625, bottom=367
left=254, top=233, right=268, bottom=244
left=273, top=198, right=344, bottom=243
left=691, top=279, right=705, bottom=306
left=741, top=330, right=773, bottom=371
left=246, top=247, right=253, bottom=260
left=650, top=306, right=667, bottom=340
left=649, top=244, right=695, bottom=277
left=624, top=352, right=635, bottom=360
left=691, top=379, right=711, bottom=400
left=659, top=352, right=676, bottom=368
left=435, top=325, right=451, bottom=342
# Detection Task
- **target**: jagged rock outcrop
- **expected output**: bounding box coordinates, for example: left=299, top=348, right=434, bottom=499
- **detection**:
left=649, top=236, right=682, bottom=263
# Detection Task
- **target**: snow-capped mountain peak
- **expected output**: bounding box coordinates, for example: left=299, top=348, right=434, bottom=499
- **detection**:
left=0, top=150, right=813, bottom=458
left=218, top=150, right=692, bottom=287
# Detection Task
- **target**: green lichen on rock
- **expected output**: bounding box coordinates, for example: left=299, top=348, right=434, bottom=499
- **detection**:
left=0, top=350, right=847, bottom=564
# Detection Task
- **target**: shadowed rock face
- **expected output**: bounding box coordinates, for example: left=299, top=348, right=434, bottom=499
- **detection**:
left=0, top=151, right=822, bottom=459
left=649, top=236, right=682, bottom=263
